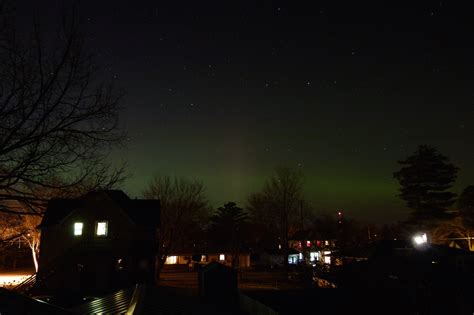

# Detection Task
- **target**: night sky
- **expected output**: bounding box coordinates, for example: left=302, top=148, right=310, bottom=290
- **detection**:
left=15, top=1, right=474, bottom=223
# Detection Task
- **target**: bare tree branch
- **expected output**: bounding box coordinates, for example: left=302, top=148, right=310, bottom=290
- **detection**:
left=0, top=3, right=127, bottom=214
left=143, top=175, right=209, bottom=281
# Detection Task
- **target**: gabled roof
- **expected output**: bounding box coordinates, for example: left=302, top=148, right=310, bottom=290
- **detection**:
left=264, top=247, right=300, bottom=255
left=290, top=229, right=317, bottom=240
left=39, top=198, right=83, bottom=228
left=38, top=190, right=160, bottom=228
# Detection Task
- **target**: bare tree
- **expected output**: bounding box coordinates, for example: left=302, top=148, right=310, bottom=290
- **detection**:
left=0, top=180, right=97, bottom=272
left=143, top=175, right=209, bottom=280
left=0, top=2, right=125, bottom=215
left=0, top=205, right=40, bottom=271
left=431, top=217, right=474, bottom=251
left=247, top=166, right=305, bottom=267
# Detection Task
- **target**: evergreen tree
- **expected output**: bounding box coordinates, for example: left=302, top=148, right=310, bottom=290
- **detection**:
left=209, top=202, right=248, bottom=267
left=393, top=145, right=459, bottom=222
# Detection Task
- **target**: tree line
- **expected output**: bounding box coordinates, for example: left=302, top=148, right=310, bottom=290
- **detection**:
left=1, top=3, right=473, bottom=275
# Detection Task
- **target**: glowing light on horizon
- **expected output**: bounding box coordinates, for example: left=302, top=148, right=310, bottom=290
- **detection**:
left=413, top=233, right=428, bottom=245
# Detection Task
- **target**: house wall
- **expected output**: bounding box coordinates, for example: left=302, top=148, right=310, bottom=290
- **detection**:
left=206, top=253, right=250, bottom=268
left=165, top=253, right=251, bottom=268
left=38, top=193, right=157, bottom=293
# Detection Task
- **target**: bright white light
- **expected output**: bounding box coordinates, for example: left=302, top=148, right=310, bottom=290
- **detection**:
left=299, top=253, right=303, bottom=260
left=413, top=233, right=428, bottom=245
left=165, top=256, right=177, bottom=264
left=323, top=250, right=331, bottom=255
left=324, top=256, right=331, bottom=264
left=74, top=222, right=83, bottom=236
left=96, top=221, right=108, bottom=236
left=219, top=254, right=225, bottom=261
left=310, top=252, right=319, bottom=262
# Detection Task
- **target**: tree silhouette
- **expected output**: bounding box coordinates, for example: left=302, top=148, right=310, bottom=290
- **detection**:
left=459, top=185, right=474, bottom=229
left=0, top=3, right=125, bottom=215
left=143, top=175, right=209, bottom=280
left=208, top=202, right=248, bottom=268
left=248, top=166, right=305, bottom=267
left=431, top=217, right=473, bottom=251
left=393, top=145, right=458, bottom=224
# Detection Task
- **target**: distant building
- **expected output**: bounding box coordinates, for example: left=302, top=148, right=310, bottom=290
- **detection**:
left=289, top=229, right=336, bottom=265
left=164, top=248, right=251, bottom=269
left=251, top=248, right=301, bottom=267
left=36, top=190, right=160, bottom=295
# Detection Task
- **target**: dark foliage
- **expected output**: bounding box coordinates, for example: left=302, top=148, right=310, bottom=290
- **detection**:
left=393, top=145, right=458, bottom=223
left=208, top=202, right=248, bottom=267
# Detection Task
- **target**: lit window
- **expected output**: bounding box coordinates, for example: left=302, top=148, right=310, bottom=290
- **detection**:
left=116, top=258, right=124, bottom=270
left=165, top=256, right=177, bottom=264
left=74, top=222, right=83, bottom=236
left=96, top=221, right=108, bottom=236
left=219, top=254, right=225, bottom=261
left=201, top=255, right=207, bottom=262
left=324, top=240, right=329, bottom=246
left=306, top=240, right=311, bottom=247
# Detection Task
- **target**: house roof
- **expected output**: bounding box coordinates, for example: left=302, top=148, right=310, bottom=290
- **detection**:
left=74, top=285, right=225, bottom=314
left=0, top=288, right=72, bottom=314
left=39, top=198, right=83, bottom=227
left=38, top=190, right=160, bottom=228
left=264, top=248, right=300, bottom=255
left=289, top=229, right=336, bottom=241
left=290, top=229, right=316, bottom=240
left=73, top=286, right=134, bottom=314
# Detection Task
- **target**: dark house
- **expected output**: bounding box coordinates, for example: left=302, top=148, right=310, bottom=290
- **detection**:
left=36, top=190, right=160, bottom=295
